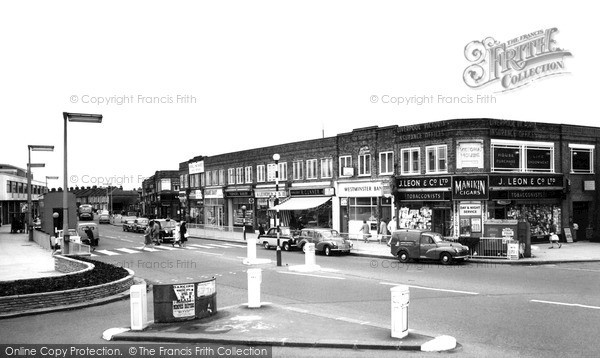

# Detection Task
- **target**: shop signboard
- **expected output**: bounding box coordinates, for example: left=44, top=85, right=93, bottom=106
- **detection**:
left=452, top=176, right=489, bottom=200
left=290, top=187, right=334, bottom=196
left=457, top=141, right=484, bottom=169
left=225, top=190, right=253, bottom=197
left=507, top=242, right=519, bottom=260
left=188, top=161, right=205, bottom=174
left=255, top=189, right=287, bottom=198
left=489, top=175, right=563, bottom=188
left=526, top=148, right=552, bottom=170
left=204, top=188, right=223, bottom=199
left=338, top=182, right=383, bottom=197
left=459, top=203, right=482, bottom=216
left=493, top=147, right=520, bottom=170
left=396, top=176, right=451, bottom=190
left=398, top=191, right=449, bottom=201
left=188, top=189, right=202, bottom=200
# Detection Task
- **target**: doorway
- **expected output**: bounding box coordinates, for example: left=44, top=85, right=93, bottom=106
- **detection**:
left=572, top=201, right=590, bottom=241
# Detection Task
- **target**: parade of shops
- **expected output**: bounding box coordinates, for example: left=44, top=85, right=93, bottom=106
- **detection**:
left=139, top=118, right=600, bottom=242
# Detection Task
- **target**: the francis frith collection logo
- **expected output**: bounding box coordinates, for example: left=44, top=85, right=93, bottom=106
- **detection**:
left=463, top=28, right=572, bottom=92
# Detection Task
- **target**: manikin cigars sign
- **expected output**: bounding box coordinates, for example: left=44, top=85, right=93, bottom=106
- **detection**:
left=452, top=176, right=489, bottom=200
left=463, top=28, right=572, bottom=92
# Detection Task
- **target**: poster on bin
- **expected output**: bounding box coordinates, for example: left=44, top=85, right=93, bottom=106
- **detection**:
left=172, top=283, right=195, bottom=318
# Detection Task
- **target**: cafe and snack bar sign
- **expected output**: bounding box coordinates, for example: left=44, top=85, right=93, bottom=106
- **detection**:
left=463, top=28, right=571, bottom=92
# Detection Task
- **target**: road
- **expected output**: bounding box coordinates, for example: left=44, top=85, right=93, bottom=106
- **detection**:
left=1, top=220, right=599, bottom=357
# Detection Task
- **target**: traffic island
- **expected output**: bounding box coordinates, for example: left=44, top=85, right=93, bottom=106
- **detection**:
left=103, top=303, right=458, bottom=352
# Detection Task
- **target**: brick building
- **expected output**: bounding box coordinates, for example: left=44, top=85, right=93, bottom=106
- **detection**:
left=172, top=118, right=599, bottom=242
left=141, top=170, right=180, bottom=219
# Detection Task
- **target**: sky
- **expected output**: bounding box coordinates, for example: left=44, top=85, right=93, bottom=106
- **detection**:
left=1, top=1, right=597, bottom=190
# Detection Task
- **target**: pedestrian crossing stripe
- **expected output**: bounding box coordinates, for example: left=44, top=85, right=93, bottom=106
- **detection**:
left=189, top=244, right=214, bottom=249
left=86, top=242, right=247, bottom=257
left=203, top=243, right=231, bottom=248
left=115, top=248, right=140, bottom=254
left=94, top=249, right=121, bottom=256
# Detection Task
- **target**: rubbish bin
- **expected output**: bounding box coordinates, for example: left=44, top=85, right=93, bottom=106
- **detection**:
left=390, top=285, right=410, bottom=339
left=153, top=278, right=217, bottom=323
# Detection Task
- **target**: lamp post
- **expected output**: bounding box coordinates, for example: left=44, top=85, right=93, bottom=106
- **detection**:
left=241, top=205, right=247, bottom=241
left=62, top=112, right=103, bottom=254
left=27, top=145, right=54, bottom=241
left=273, top=153, right=282, bottom=266
left=45, top=176, right=59, bottom=193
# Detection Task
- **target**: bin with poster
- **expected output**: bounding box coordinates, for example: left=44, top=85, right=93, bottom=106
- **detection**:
left=153, top=278, right=217, bottom=323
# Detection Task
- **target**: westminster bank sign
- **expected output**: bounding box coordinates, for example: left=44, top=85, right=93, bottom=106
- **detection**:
left=463, top=28, right=572, bottom=92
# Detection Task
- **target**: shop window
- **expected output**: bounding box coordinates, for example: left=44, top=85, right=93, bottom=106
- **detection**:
left=228, top=168, right=235, bottom=185
left=236, top=167, right=244, bottom=184
left=379, top=151, right=394, bottom=175
left=339, top=155, right=353, bottom=177
left=278, top=162, right=288, bottom=181
left=293, top=160, right=303, bottom=180
left=399, top=205, right=432, bottom=230
left=306, top=159, right=318, bottom=179
left=491, top=139, right=554, bottom=173
left=570, top=144, right=594, bottom=174
left=358, top=154, right=371, bottom=176
left=321, top=158, right=333, bottom=178
left=245, top=166, right=253, bottom=183
left=426, top=145, right=447, bottom=173
left=257, top=165, right=265, bottom=183
left=401, top=148, right=420, bottom=175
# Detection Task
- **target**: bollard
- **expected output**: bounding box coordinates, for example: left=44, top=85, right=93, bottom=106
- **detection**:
left=247, top=236, right=257, bottom=261
left=130, top=283, right=148, bottom=330
left=304, top=243, right=316, bottom=266
left=247, top=268, right=262, bottom=308
left=390, top=285, right=409, bottom=339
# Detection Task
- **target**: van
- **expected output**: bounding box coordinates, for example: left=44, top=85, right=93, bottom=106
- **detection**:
left=389, top=229, right=469, bottom=265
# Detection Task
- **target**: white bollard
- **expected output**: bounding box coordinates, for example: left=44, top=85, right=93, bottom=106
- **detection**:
left=247, top=268, right=262, bottom=308
left=130, top=283, right=148, bottom=331
left=390, top=285, right=409, bottom=339
left=247, top=236, right=257, bottom=261
left=304, top=243, right=316, bottom=266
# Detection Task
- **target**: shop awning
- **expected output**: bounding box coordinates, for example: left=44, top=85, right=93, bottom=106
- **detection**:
left=268, top=197, right=331, bottom=211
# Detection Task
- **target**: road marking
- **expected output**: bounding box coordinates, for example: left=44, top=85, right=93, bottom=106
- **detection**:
left=278, top=271, right=346, bottom=280
left=379, top=282, right=479, bottom=295
left=189, top=244, right=215, bottom=249
left=204, top=243, right=232, bottom=248
left=530, top=300, right=600, bottom=310
left=153, top=245, right=177, bottom=251
left=101, top=236, right=134, bottom=243
left=193, top=251, right=224, bottom=256
left=94, top=249, right=121, bottom=256
left=115, top=248, right=141, bottom=254
left=222, top=243, right=247, bottom=248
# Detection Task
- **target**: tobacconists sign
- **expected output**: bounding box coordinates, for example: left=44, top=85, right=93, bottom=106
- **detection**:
left=489, top=174, right=564, bottom=188
left=452, top=176, right=489, bottom=200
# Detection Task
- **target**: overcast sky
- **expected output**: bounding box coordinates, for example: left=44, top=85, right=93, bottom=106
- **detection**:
left=1, top=1, right=596, bottom=190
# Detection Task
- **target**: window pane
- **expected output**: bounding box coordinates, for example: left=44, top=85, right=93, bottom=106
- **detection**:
left=572, top=150, right=591, bottom=171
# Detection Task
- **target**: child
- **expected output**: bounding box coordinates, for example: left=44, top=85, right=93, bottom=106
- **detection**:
left=549, top=232, right=561, bottom=249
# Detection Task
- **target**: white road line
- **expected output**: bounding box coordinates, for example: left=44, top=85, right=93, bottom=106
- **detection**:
left=115, top=248, right=141, bottom=254
left=203, top=243, right=232, bottom=248
left=153, top=245, right=177, bottom=250
left=139, top=247, right=161, bottom=252
left=189, top=244, right=215, bottom=249
left=379, top=282, right=479, bottom=295
left=222, top=243, right=247, bottom=248
left=278, top=271, right=346, bottom=280
left=193, top=251, right=224, bottom=256
left=94, top=250, right=121, bottom=256
left=531, top=300, right=600, bottom=310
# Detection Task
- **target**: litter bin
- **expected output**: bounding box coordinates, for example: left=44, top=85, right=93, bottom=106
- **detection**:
left=390, top=285, right=410, bottom=339
left=153, top=278, right=217, bottom=323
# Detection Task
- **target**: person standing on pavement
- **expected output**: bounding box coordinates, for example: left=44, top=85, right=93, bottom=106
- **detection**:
left=180, top=221, right=188, bottom=248
left=379, top=218, right=388, bottom=243
left=141, top=221, right=153, bottom=250
left=359, top=220, right=371, bottom=243
left=151, top=220, right=161, bottom=245
left=387, top=216, right=397, bottom=244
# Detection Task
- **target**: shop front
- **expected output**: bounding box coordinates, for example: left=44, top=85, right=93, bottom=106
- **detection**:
left=337, top=180, right=391, bottom=237
left=254, top=186, right=288, bottom=230
left=187, top=189, right=204, bottom=224
left=270, top=186, right=334, bottom=229
left=452, top=176, right=489, bottom=238
left=394, top=176, right=453, bottom=236
left=204, top=187, right=224, bottom=227
left=224, top=186, right=254, bottom=230
left=487, top=174, right=564, bottom=242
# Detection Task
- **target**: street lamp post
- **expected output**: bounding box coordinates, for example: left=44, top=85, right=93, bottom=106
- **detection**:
left=45, top=176, right=59, bottom=193
left=273, top=153, right=282, bottom=267
left=62, top=112, right=103, bottom=254
left=27, top=145, right=54, bottom=241
left=241, top=205, right=247, bottom=241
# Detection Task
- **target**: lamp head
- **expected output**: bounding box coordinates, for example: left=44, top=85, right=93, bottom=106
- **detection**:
left=272, top=153, right=280, bottom=161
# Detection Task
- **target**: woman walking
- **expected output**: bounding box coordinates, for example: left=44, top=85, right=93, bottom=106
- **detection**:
left=180, top=221, right=188, bottom=248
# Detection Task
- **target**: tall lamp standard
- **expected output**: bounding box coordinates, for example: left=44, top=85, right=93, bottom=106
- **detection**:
left=241, top=205, right=247, bottom=241
left=45, top=176, right=59, bottom=193
left=27, top=145, right=54, bottom=241
left=62, top=112, right=103, bottom=254
left=273, top=153, right=282, bottom=266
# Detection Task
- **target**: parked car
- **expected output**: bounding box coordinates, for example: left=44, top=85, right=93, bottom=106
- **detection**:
left=389, top=229, right=469, bottom=265
left=133, top=218, right=150, bottom=233
left=296, top=228, right=353, bottom=256
left=154, top=218, right=177, bottom=243
left=77, top=222, right=99, bottom=246
left=122, top=219, right=136, bottom=232
left=78, top=204, right=94, bottom=221
left=258, top=226, right=299, bottom=251
left=98, top=211, right=110, bottom=224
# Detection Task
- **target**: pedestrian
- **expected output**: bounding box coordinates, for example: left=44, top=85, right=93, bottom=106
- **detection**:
left=141, top=222, right=153, bottom=250
left=359, top=220, right=371, bottom=243
left=379, top=218, right=388, bottom=243
left=173, top=220, right=181, bottom=247
left=258, top=223, right=266, bottom=236
left=387, top=216, right=397, bottom=246
left=84, top=226, right=96, bottom=251
left=180, top=221, right=188, bottom=248
left=549, top=231, right=561, bottom=249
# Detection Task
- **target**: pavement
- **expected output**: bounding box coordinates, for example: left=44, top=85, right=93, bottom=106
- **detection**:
left=2, top=221, right=600, bottom=352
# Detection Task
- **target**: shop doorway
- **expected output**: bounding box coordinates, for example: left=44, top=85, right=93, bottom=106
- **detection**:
left=433, top=208, right=452, bottom=236
left=572, top=201, right=590, bottom=241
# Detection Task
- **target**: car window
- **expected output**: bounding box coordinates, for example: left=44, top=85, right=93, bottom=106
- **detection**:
left=421, top=234, right=434, bottom=244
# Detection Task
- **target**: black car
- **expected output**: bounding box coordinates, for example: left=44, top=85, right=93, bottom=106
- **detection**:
left=154, top=218, right=177, bottom=243
left=258, top=227, right=299, bottom=251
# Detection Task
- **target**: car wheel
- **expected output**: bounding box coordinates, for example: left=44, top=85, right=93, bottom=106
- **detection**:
left=263, top=242, right=270, bottom=250
left=282, top=242, right=291, bottom=251
left=324, top=245, right=332, bottom=256
left=398, top=250, right=409, bottom=263
left=440, top=252, right=452, bottom=265
left=299, top=243, right=305, bottom=253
